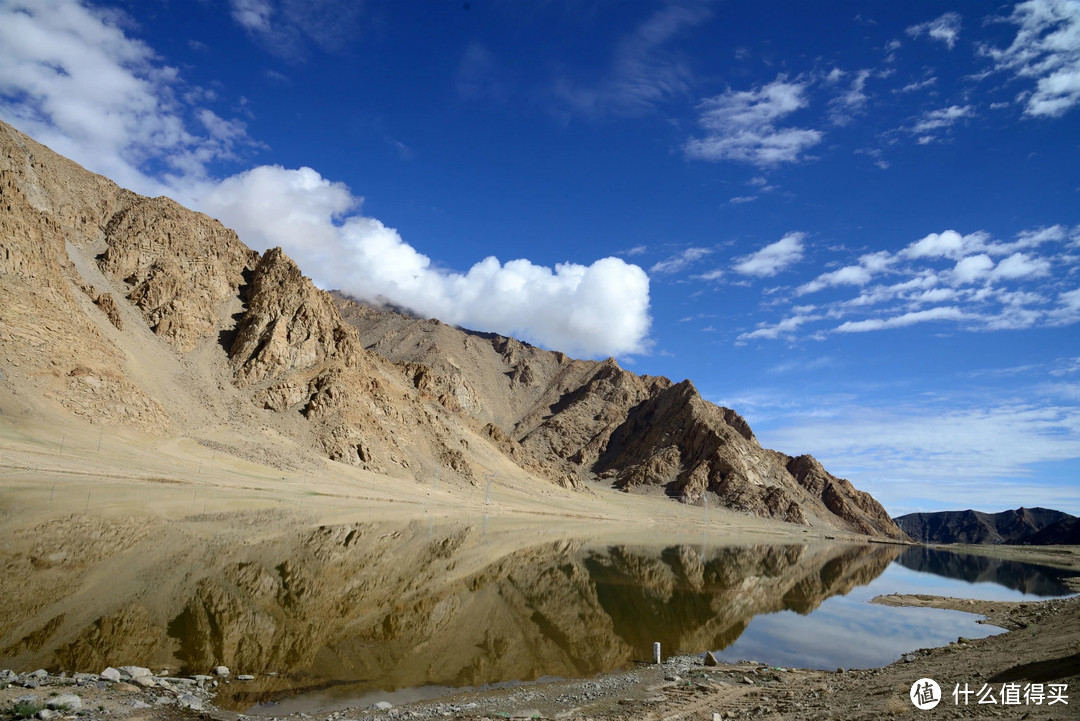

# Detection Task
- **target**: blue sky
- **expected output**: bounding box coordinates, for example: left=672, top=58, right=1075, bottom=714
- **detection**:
left=1, top=0, right=1079, bottom=515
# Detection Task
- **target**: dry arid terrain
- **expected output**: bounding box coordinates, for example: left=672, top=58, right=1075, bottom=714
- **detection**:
left=2, top=118, right=1079, bottom=721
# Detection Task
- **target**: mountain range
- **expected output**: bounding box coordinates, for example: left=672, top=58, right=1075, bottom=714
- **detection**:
left=894, top=507, right=1077, bottom=545
left=0, top=119, right=904, bottom=540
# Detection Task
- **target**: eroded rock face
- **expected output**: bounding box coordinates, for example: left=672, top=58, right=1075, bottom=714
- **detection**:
left=230, top=248, right=360, bottom=385
left=98, top=196, right=258, bottom=352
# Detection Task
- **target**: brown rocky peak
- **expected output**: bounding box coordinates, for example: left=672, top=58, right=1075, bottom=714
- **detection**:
left=229, top=247, right=361, bottom=386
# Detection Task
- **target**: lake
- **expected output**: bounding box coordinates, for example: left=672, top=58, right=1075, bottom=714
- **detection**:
left=0, top=517, right=1073, bottom=714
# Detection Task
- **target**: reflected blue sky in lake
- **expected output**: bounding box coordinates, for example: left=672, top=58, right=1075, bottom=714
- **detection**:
left=710, top=553, right=1074, bottom=670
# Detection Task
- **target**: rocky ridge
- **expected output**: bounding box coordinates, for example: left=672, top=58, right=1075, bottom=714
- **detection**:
left=894, top=507, right=1075, bottom=545
left=336, top=296, right=905, bottom=539
left=0, top=118, right=901, bottom=538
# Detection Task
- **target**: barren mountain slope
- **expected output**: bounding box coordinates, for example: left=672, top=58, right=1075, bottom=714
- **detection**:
left=0, top=119, right=488, bottom=482
left=0, top=118, right=903, bottom=538
left=335, top=296, right=906, bottom=540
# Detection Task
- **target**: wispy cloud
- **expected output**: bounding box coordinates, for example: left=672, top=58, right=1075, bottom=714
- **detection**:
left=910, top=104, right=975, bottom=136
left=982, top=0, right=1080, bottom=117
left=649, top=246, right=711, bottom=274
left=553, top=1, right=711, bottom=118
left=906, top=12, right=962, bottom=50
left=718, top=379, right=1080, bottom=515
left=684, top=77, right=823, bottom=166
left=0, top=0, right=257, bottom=194
left=733, top=232, right=806, bottom=277
left=228, top=0, right=366, bottom=59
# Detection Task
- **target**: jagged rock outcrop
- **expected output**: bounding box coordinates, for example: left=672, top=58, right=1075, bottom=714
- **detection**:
left=98, top=196, right=259, bottom=352
left=230, top=247, right=360, bottom=385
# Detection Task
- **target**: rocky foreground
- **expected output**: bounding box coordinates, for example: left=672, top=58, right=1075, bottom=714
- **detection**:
left=3, top=587, right=1077, bottom=721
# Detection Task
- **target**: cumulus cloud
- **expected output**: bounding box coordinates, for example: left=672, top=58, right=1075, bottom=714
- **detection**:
left=906, top=12, right=962, bottom=49
left=0, top=0, right=653, bottom=359
left=952, top=254, right=995, bottom=284
left=684, top=78, right=823, bottom=166
left=903, top=229, right=990, bottom=260
left=797, top=266, right=872, bottom=295
left=195, top=166, right=652, bottom=357
left=983, top=0, right=1080, bottom=117
left=992, top=251, right=1052, bottom=280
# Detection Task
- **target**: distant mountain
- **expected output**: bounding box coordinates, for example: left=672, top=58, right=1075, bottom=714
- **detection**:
left=894, top=507, right=1075, bottom=545
left=1021, top=516, right=1080, bottom=546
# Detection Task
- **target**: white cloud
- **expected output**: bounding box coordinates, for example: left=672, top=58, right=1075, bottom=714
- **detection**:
left=0, top=0, right=247, bottom=196
left=897, top=77, right=938, bottom=93
left=984, top=0, right=1080, bottom=117
left=738, top=312, right=820, bottom=342
left=834, top=306, right=967, bottom=333
left=231, top=0, right=273, bottom=32
left=911, top=104, right=975, bottom=134
left=902, top=229, right=990, bottom=260
left=758, top=396, right=1080, bottom=514
left=684, top=77, right=823, bottom=166
left=0, top=0, right=653, bottom=359
left=992, top=251, right=1052, bottom=280
left=829, top=69, right=872, bottom=125
left=906, top=12, right=962, bottom=50
left=952, top=254, right=994, bottom=284
left=797, top=264, right=873, bottom=295
left=733, top=232, right=806, bottom=277
left=743, top=224, right=1080, bottom=340
left=649, top=247, right=711, bottom=274
left=196, top=166, right=652, bottom=357
left=694, top=268, right=725, bottom=282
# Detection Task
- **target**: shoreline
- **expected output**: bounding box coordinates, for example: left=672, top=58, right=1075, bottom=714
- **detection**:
left=3, top=586, right=1077, bottom=721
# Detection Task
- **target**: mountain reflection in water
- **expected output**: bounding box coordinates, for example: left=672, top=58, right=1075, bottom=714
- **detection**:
left=0, top=515, right=900, bottom=709
left=895, top=547, right=1075, bottom=596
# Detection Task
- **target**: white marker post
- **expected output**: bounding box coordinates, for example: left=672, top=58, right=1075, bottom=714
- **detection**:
left=653, top=642, right=661, bottom=664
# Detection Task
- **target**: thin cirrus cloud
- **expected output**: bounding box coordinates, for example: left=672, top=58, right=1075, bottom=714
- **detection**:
left=734, top=389, right=1080, bottom=514
left=228, top=0, right=365, bottom=58
left=684, top=77, right=823, bottom=166
left=0, top=0, right=653, bottom=359
left=553, top=1, right=712, bottom=118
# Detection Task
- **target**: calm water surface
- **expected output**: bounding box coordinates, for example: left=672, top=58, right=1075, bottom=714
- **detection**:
left=0, top=518, right=1073, bottom=715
